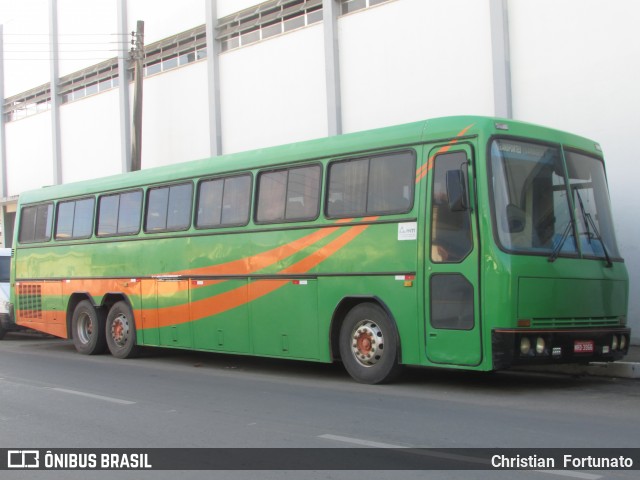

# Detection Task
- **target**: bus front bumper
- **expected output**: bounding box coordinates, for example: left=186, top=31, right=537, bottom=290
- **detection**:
left=492, top=327, right=631, bottom=370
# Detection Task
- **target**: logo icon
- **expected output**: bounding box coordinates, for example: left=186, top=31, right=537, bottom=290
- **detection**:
left=8, top=450, right=40, bottom=469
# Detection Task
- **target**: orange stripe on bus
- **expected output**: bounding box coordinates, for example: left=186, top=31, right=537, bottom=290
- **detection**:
left=189, top=286, right=251, bottom=322
left=15, top=282, right=62, bottom=296
left=281, top=223, right=372, bottom=275
left=167, top=218, right=363, bottom=290
left=15, top=311, right=67, bottom=338
left=17, top=278, right=144, bottom=302
left=415, top=124, right=475, bottom=184
left=152, top=221, right=374, bottom=328
left=246, top=279, right=290, bottom=302
left=175, top=224, right=341, bottom=278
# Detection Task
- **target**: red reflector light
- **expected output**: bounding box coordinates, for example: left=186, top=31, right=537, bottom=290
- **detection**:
left=517, top=319, right=531, bottom=328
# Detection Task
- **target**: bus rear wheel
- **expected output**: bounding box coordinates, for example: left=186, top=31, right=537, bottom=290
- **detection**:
left=106, top=301, right=140, bottom=359
left=71, top=300, right=107, bottom=355
left=339, top=302, right=402, bottom=384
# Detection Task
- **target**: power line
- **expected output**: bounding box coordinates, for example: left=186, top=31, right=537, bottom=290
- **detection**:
left=2, top=56, right=127, bottom=61
left=4, top=49, right=125, bottom=52
left=1, top=32, right=128, bottom=36
left=4, top=42, right=127, bottom=45
left=1, top=33, right=131, bottom=60
left=3, top=50, right=125, bottom=53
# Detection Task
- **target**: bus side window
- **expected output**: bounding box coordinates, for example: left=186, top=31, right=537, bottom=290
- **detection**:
left=256, top=165, right=321, bottom=224
left=97, top=190, right=142, bottom=236
left=55, top=197, right=95, bottom=240
left=327, top=151, right=415, bottom=218
left=18, top=203, right=53, bottom=243
left=430, top=151, right=472, bottom=263
left=145, top=183, right=193, bottom=232
left=196, top=174, right=251, bottom=228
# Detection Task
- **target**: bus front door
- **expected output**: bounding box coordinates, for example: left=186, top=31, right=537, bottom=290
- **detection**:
left=424, top=145, right=482, bottom=366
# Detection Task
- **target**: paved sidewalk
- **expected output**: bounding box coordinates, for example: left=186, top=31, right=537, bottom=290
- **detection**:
left=624, top=344, right=640, bottom=363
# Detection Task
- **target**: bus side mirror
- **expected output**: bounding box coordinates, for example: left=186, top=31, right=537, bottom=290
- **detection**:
left=506, top=204, right=526, bottom=233
left=446, top=169, right=468, bottom=212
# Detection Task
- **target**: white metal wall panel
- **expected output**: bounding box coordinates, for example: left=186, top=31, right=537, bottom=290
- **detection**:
left=339, top=0, right=495, bottom=133
left=59, top=88, right=122, bottom=183
left=141, top=61, right=211, bottom=168
left=1, top=0, right=50, bottom=96
left=57, top=0, right=117, bottom=78
left=127, top=0, right=205, bottom=44
left=5, top=113, right=54, bottom=196
left=219, top=24, right=328, bottom=154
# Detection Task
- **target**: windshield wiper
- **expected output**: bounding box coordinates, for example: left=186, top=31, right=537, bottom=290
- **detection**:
left=575, top=190, right=613, bottom=268
left=584, top=211, right=613, bottom=267
left=548, top=220, right=573, bottom=263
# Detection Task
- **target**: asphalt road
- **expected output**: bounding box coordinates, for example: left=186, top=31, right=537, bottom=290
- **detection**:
left=0, top=332, right=638, bottom=480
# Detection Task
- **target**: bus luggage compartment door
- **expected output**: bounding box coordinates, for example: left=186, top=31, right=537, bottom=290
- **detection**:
left=157, top=278, right=193, bottom=348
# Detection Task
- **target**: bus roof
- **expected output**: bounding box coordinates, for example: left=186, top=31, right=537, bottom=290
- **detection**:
left=18, top=115, right=600, bottom=205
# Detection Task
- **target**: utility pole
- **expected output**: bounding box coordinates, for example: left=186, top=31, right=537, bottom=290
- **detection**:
left=49, top=0, right=62, bottom=184
left=0, top=25, right=8, bottom=200
left=323, top=0, right=342, bottom=136
left=130, top=20, right=144, bottom=171
left=117, top=0, right=131, bottom=173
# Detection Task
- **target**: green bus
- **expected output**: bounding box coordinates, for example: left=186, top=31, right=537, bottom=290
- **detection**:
left=9, top=116, right=630, bottom=383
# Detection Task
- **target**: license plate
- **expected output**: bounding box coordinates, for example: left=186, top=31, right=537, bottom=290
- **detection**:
left=574, top=340, right=594, bottom=353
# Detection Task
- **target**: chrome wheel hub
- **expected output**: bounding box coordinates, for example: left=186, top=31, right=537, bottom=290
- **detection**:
left=111, top=314, right=130, bottom=347
left=351, top=320, right=384, bottom=367
left=77, top=312, right=93, bottom=344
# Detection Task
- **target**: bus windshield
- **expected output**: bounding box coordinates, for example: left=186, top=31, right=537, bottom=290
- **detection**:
left=491, top=139, right=576, bottom=255
left=490, top=139, right=620, bottom=259
left=565, top=149, right=620, bottom=259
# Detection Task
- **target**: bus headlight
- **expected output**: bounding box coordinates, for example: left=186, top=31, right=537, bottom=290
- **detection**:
left=536, top=337, right=546, bottom=355
left=611, top=335, right=619, bottom=351
left=520, top=337, right=531, bottom=355
left=620, top=335, right=627, bottom=351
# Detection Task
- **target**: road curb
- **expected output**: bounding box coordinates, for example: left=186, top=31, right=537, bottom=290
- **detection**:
left=516, top=361, right=640, bottom=379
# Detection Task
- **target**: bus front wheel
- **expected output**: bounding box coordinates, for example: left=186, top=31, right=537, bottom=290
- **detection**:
left=71, top=300, right=107, bottom=355
left=339, top=302, right=402, bottom=384
left=106, top=301, right=140, bottom=359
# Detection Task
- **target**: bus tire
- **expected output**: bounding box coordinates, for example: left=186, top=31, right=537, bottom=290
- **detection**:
left=339, top=302, right=402, bottom=384
left=0, top=325, right=6, bottom=340
left=71, top=300, right=107, bottom=355
left=106, top=301, right=140, bottom=359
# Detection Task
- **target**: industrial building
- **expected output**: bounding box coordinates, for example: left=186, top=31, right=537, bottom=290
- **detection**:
left=1, top=0, right=638, bottom=341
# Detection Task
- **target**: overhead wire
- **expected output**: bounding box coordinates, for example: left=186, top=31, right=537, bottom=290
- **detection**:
left=1, top=32, right=131, bottom=61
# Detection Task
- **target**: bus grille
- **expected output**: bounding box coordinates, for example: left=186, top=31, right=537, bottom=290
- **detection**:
left=531, top=317, right=621, bottom=328
left=18, top=284, right=43, bottom=320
